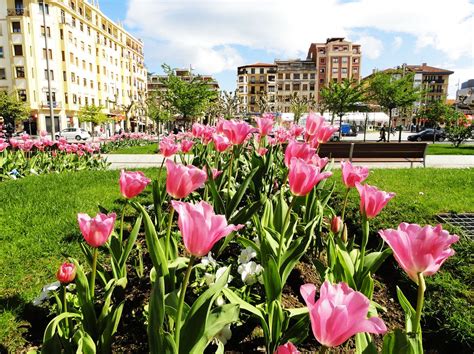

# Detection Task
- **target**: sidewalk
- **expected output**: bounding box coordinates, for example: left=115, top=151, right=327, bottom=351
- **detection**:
left=104, top=154, right=474, bottom=170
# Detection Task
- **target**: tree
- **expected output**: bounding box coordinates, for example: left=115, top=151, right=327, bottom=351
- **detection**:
left=146, top=91, right=174, bottom=135
left=78, top=104, right=108, bottom=139
left=219, top=90, right=241, bottom=119
left=0, top=91, right=29, bottom=125
left=256, top=91, right=270, bottom=114
left=320, top=79, right=365, bottom=138
left=290, top=92, right=315, bottom=125
left=367, top=71, right=420, bottom=142
left=160, top=64, right=218, bottom=121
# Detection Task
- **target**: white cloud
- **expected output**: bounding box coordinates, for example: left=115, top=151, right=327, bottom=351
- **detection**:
left=125, top=0, right=474, bottom=74
left=393, top=36, right=403, bottom=51
left=445, top=67, right=474, bottom=98
left=356, top=36, right=383, bottom=59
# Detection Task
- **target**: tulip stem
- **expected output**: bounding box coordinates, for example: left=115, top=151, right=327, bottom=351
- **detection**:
left=175, top=256, right=195, bottom=352
left=414, top=272, right=426, bottom=336
left=226, top=151, right=234, bottom=204
left=340, top=187, right=350, bottom=224
left=119, top=200, right=128, bottom=244
left=359, top=216, right=369, bottom=275
left=278, top=196, right=296, bottom=266
left=62, top=285, right=69, bottom=334
left=320, top=346, right=328, bottom=354
left=165, top=207, right=175, bottom=260
left=90, top=247, right=98, bottom=299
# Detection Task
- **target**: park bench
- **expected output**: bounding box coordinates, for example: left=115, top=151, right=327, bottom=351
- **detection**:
left=318, top=142, right=428, bottom=167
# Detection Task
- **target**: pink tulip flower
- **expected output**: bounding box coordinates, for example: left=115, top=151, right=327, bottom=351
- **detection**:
left=119, top=170, right=151, bottom=199
left=56, top=262, right=76, bottom=284
left=284, top=140, right=316, bottom=168
left=301, top=281, right=387, bottom=348
left=331, top=215, right=342, bottom=234
left=275, top=342, right=300, bottom=354
left=204, top=166, right=223, bottom=180
left=288, top=158, right=332, bottom=196
left=171, top=200, right=243, bottom=257
left=166, top=159, right=207, bottom=199
left=192, top=123, right=205, bottom=138
left=310, top=154, right=329, bottom=170
left=159, top=139, right=179, bottom=157
left=355, top=182, right=395, bottom=219
left=9, top=139, right=19, bottom=149
left=341, top=161, right=369, bottom=188
left=289, top=124, right=305, bottom=139
left=220, top=119, right=254, bottom=145
left=257, top=147, right=268, bottom=156
left=255, top=116, right=274, bottom=136
left=213, top=134, right=231, bottom=152
left=311, top=124, right=339, bottom=146
left=305, top=112, right=326, bottom=136
left=379, top=223, right=459, bottom=284
left=180, top=139, right=194, bottom=153
left=20, top=133, right=30, bottom=141
left=0, top=142, right=9, bottom=152
left=77, top=212, right=117, bottom=248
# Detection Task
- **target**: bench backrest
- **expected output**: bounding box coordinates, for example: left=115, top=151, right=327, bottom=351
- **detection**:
left=318, top=142, right=427, bottom=160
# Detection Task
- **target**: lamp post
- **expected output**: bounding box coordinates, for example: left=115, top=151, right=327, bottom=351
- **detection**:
left=41, top=0, right=55, bottom=140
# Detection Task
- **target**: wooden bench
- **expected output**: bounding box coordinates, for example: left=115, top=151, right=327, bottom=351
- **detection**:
left=318, top=142, right=428, bottom=167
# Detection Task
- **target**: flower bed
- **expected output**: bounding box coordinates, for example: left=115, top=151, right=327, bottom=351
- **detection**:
left=27, top=115, right=462, bottom=353
left=0, top=133, right=107, bottom=181
left=99, top=132, right=158, bottom=154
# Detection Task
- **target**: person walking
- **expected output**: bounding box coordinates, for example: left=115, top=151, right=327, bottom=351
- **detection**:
left=377, top=125, right=387, bottom=142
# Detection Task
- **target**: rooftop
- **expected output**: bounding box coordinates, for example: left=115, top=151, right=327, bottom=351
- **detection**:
left=406, top=63, right=454, bottom=75
left=238, top=62, right=277, bottom=69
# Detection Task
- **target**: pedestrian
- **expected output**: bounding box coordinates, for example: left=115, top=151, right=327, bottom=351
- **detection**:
left=377, top=125, right=386, bottom=142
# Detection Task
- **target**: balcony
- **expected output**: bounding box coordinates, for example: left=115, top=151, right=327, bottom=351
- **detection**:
left=8, top=8, right=29, bottom=16
left=41, top=101, right=62, bottom=109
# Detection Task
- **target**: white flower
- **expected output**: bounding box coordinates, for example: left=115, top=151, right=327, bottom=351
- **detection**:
left=215, top=295, right=226, bottom=307
left=214, top=324, right=232, bottom=345
left=216, top=266, right=232, bottom=284
left=252, top=236, right=261, bottom=247
left=238, top=261, right=264, bottom=285
left=419, top=192, right=424, bottom=195
left=201, top=252, right=217, bottom=268
left=238, top=246, right=257, bottom=264
left=204, top=266, right=232, bottom=287
left=203, top=272, right=215, bottom=286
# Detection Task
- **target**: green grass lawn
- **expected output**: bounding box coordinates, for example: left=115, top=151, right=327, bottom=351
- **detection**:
left=0, top=168, right=473, bottom=350
left=109, top=143, right=158, bottom=154
left=426, top=143, right=474, bottom=155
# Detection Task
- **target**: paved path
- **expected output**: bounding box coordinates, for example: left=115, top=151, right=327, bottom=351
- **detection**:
left=104, top=154, right=474, bottom=170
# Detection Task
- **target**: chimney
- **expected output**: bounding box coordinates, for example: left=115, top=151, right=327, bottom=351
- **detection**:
left=422, top=62, right=427, bottom=66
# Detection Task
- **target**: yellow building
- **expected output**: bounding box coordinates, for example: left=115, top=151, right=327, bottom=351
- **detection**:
left=236, top=63, right=277, bottom=115
left=0, top=0, right=147, bottom=135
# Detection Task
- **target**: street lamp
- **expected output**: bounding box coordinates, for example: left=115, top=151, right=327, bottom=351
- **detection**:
left=41, top=0, right=55, bottom=140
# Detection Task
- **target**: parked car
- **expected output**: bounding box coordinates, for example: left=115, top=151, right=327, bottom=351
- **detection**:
left=407, top=128, right=446, bottom=142
left=55, top=127, right=90, bottom=141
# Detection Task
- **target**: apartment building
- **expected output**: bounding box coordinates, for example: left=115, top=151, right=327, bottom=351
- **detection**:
left=275, top=59, right=316, bottom=113
left=236, top=63, right=277, bottom=114
left=148, top=68, right=219, bottom=93
left=307, top=38, right=361, bottom=101
left=236, top=38, right=361, bottom=115
left=406, top=63, right=453, bottom=104
left=0, top=0, right=147, bottom=135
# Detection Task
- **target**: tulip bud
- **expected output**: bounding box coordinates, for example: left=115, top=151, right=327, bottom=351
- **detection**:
left=342, top=225, right=348, bottom=243
left=330, top=216, right=342, bottom=234
left=56, top=262, right=76, bottom=284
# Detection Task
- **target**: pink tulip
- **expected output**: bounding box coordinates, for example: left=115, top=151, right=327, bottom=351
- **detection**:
left=341, top=161, right=369, bottom=188
left=310, top=154, right=329, bottom=170
left=77, top=212, right=116, bottom=248
left=220, top=119, right=254, bottom=145
left=301, top=281, right=387, bottom=348
left=192, top=123, right=205, bottom=138
left=257, top=147, right=268, bottom=156
left=171, top=200, right=243, bottom=257
left=56, top=262, right=76, bottom=284
left=289, top=124, right=305, bottom=139
left=255, top=116, right=274, bottom=136
left=119, top=170, right=151, bottom=199
left=180, top=139, right=194, bottom=153
left=331, top=216, right=342, bottom=233
left=355, top=182, right=395, bottom=219
left=288, top=158, right=332, bottom=196
left=9, top=139, right=19, bottom=148
left=166, top=159, right=207, bottom=199
left=20, top=133, right=30, bottom=141
left=159, top=139, right=179, bottom=157
left=305, top=112, right=326, bottom=136
left=204, top=166, right=223, bottom=180
left=275, top=342, right=300, bottom=354
left=311, top=124, right=339, bottom=146
left=213, top=134, right=231, bottom=152
left=0, top=142, right=9, bottom=152
left=40, top=130, right=48, bottom=137
left=379, top=223, right=459, bottom=284
left=284, top=140, right=316, bottom=168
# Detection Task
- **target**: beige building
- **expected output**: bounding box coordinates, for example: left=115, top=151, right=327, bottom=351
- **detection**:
left=405, top=63, right=453, bottom=104
left=236, top=38, right=361, bottom=115
left=307, top=38, right=361, bottom=102
left=0, top=0, right=147, bottom=135
left=148, top=69, right=219, bottom=93
left=236, top=63, right=277, bottom=115
left=275, top=59, right=316, bottom=113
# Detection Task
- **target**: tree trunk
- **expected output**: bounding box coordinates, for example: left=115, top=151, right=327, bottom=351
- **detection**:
left=387, top=109, right=392, bottom=142
left=338, top=114, right=343, bottom=140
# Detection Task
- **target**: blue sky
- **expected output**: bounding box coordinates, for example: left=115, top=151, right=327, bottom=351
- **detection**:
left=99, top=0, right=473, bottom=97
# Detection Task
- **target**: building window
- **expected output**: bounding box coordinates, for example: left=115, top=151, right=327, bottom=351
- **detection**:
left=309, top=84, right=315, bottom=90
left=83, top=78, right=86, bottom=86
left=72, top=17, right=76, bottom=27
left=63, top=71, right=66, bottom=81
left=16, top=66, right=25, bottom=78
left=310, top=73, right=315, bottom=79
left=41, top=26, right=51, bottom=37
left=293, top=83, right=300, bottom=90
left=320, top=58, right=325, bottom=64
left=341, top=68, right=347, bottom=74
left=302, top=84, right=308, bottom=91
left=332, top=68, right=338, bottom=73
left=285, top=84, right=290, bottom=91
left=260, top=68, right=264, bottom=74
left=353, top=67, right=359, bottom=73
left=332, top=58, right=339, bottom=63
left=64, top=93, right=68, bottom=104
left=13, top=45, right=23, bottom=56
left=303, top=73, right=308, bottom=79
left=0, top=68, right=6, bottom=80
left=80, top=22, right=83, bottom=31
left=44, top=69, right=54, bottom=80
left=250, top=68, right=255, bottom=74
left=342, top=57, right=348, bottom=63
left=353, top=58, right=359, bottom=64
left=42, top=48, right=52, bottom=59
left=285, top=73, right=290, bottom=79
left=12, top=22, right=21, bottom=33
left=0, top=47, right=3, bottom=58
left=18, top=90, right=27, bottom=101
left=293, top=73, right=300, bottom=80
left=39, top=1, right=49, bottom=14
left=61, top=9, right=66, bottom=23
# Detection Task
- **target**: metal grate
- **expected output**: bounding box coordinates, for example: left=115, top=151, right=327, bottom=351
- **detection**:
left=437, top=213, right=474, bottom=238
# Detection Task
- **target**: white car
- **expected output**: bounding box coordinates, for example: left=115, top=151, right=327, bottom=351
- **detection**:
left=55, top=127, right=90, bottom=141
